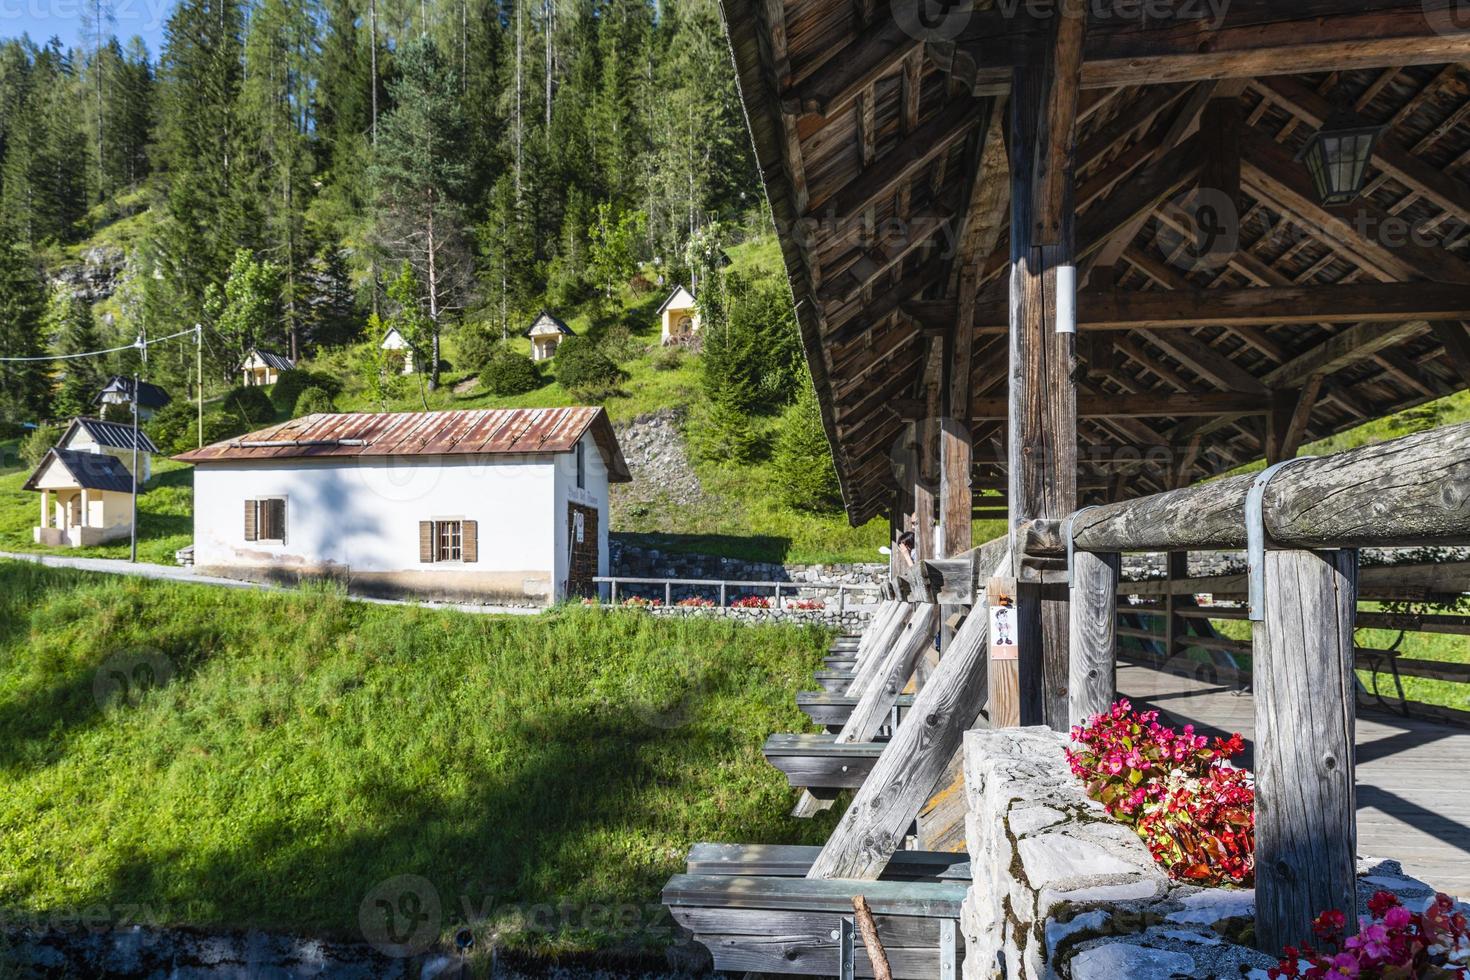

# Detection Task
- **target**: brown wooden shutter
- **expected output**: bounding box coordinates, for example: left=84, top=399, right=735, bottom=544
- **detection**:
left=244, top=500, right=257, bottom=541
left=419, top=521, right=435, bottom=563
left=462, top=521, right=477, bottom=563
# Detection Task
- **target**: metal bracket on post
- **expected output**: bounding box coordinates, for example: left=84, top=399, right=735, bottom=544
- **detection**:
left=1246, top=456, right=1317, bottom=622
left=1063, top=505, right=1103, bottom=587
left=837, top=914, right=855, bottom=980
left=939, top=917, right=958, bottom=980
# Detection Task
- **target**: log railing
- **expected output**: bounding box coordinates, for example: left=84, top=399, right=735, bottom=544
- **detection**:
left=1055, top=421, right=1470, bottom=955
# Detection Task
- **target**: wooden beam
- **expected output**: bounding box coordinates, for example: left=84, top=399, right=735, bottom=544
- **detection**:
left=941, top=1, right=1470, bottom=93
left=936, top=282, right=1470, bottom=333
left=1254, top=548, right=1357, bottom=953
left=1432, top=321, right=1470, bottom=389
left=1280, top=373, right=1325, bottom=461
left=813, top=98, right=982, bottom=217
left=1007, top=3, right=1083, bottom=730
left=1264, top=320, right=1428, bottom=389
left=972, top=391, right=1269, bottom=419
left=1137, top=328, right=1270, bottom=395
left=1068, top=550, right=1120, bottom=728
left=783, top=15, right=919, bottom=118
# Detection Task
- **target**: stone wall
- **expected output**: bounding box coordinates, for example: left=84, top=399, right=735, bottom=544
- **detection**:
left=610, top=538, right=888, bottom=589
left=644, top=603, right=871, bottom=632
left=961, top=727, right=1463, bottom=980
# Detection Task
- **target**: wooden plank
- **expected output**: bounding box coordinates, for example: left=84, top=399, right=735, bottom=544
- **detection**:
left=690, top=930, right=952, bottom=980
left=808, top=584, right=995, bottom=879
left=662, top=873, right=967, bottom=917
left=840, top=604, right=941, bottom=742
left=942, top=1, right=1470, bottom=91
left=1253, top=549, right=1357, bottom=953
left=971, top=391, right=1267, bottom=419
left=1069, top=550, right=1121, bottom=728
left=684, top=843, right=971, bottom=881
left=846, top=604, right=923, bottom=697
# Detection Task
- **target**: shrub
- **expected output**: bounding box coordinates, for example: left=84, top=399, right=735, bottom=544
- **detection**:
left=456, top=323, right=500, bottom=376
left=772, top=379, right=842, bottom=512
left=1067, top=699, right=1254, bottom=887
left=651, top=346, right=684, bottom=371
left=196, top=408, right=250, bottom=448
left=600, top=323, right=646, bottom=363
left=294, top=387, right=337, bottom=416
left=20, top=424, right=61, bottom=467
left=270, top=370, right=342, bottom=413
left=554, top=337, right=625, bottom=399
left=480, top=347, right=542, bottom=396
left=146, top=401, right=200, bottom=455
left=1270, top=891, right=1470, bottom=979
left=222, top=385, right=276, bottom=427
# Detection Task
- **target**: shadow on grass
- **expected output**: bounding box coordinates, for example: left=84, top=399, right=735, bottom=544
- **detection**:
left=612, top=531, right=795, bottom=565
left=78, top=698, right=835, bottom=951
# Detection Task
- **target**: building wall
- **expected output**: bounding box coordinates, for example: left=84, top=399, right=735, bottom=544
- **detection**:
left=552, top=431, right=611, bottom=598
left=191, top=454, right=561, bottom=604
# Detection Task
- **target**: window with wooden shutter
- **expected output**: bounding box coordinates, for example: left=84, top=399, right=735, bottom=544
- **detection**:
left=419, top=521, right=435, bottom=563
left=256, top=498, right=287, bottom=542
left=244, top=500, right=258, bottom=541
left=462, top=521, right=477, bottom=563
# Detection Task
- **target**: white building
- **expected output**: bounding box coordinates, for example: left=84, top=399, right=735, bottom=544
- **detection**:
left=95, top=376, right=171, bottom=421
left=658, top=285, right=700, bottom=344
left=24, top=418, right=156, bottom=547
left=380, top=326, right=415, bottom=374
left=524, top=311, right=574, bottom=361
left=241, top=347, right=296, bottom=386
left=175, top=407, right=631, bottom=605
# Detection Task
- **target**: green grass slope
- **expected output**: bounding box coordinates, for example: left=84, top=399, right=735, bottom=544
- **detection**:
left=0, top=560, right=838, bottom=951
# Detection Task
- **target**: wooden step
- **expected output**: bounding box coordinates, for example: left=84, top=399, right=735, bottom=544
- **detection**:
left=764, top=733, right=882, bottom=788
left=812, top=669, right=855, bottom=693
left=824, top=655, right=857, bottom=669
left=685, top=843, right=970, bottom=881
left=663, top=873, right=965, bottom=979
left=798, top=691, right=914, bottom=727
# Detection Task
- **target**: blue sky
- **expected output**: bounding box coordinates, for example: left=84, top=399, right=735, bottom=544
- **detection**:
left=0, top=0, right=172, bottom=57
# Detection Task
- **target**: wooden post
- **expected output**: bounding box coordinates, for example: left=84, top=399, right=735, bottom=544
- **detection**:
left=1007, top=2, right=1084, bottom=730
left=1068, top=550, right=1120, bottom=728
left=940, top=272, right=977, bottom=655
left=39, top=489, right=49, bottom=529
left=1254, top=548, right=1358, bottom=954
left=1164, top=551, right=1188, bottom=664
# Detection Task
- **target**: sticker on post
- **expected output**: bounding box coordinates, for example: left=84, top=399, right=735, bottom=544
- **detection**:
left=987, top=578, right=1018, bottom=661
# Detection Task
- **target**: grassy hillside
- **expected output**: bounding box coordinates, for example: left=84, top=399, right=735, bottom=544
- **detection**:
left=0, top=560, right=838, bottom=954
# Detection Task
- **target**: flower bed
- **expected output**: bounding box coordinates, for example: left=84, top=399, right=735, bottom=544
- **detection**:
left=730, top=595, right=770, bottom=609
left=1067, top=699, right=1255, bottom=887
left=675, top=596, right=715, bottom=608
left=1271, top=891, right=1470, bottom=979
left=788, top=598, right=825, bottom=610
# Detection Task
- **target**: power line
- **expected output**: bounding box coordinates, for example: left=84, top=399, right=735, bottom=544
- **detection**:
left=0, top=326, right=199, bottom=363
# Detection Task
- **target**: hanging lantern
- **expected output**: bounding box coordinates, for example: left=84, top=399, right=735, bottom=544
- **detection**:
left=1297, top=106, right=1383, bottom=206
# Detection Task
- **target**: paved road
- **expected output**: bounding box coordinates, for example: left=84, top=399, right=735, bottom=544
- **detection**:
left=0, top=550, right=545, bottom=616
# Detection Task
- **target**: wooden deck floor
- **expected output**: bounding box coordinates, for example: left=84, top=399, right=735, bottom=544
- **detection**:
left=1117, top=662, right=1470, bottom=898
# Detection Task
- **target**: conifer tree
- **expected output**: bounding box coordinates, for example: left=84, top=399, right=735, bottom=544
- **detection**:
left=0, top=230, right=49, bottom=424
left=49, top=293, right=105, bottom=419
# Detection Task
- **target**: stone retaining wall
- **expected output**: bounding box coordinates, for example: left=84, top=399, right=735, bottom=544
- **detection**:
left=610, top=540, right=888, bottom=590
left=961, top=727, right=1461, bottom=980
left=643, top=603, right=871, bottom=631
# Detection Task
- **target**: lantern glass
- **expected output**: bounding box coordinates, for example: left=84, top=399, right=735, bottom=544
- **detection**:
left=1299, top=112, right=1382, bottom=206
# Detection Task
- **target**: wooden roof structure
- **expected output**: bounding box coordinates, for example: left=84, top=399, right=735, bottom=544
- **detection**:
left=722, top=0, right=1470, bottom=525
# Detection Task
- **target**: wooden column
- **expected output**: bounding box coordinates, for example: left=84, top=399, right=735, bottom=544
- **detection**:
left=1007, top=1, right=1083, bottom=729
left=1163, top=551, right=1188, bottom=663
left=1068, top=550, right=1120, bottom=728
left=1253, top=548, right=1358, bottom=954
left=39, top=489, right=49, bottom=529
left=940, top=276, right=977, bottom=654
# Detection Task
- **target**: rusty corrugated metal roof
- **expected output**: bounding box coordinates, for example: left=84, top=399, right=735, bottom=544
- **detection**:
left=174, top=407, right=632, bottom=482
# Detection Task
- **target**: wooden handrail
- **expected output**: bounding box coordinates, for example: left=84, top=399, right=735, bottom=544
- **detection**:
left=1024, top=422, right=1470, bottom=555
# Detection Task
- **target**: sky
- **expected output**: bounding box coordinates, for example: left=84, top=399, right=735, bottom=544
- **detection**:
left=0, top=0, right=172, bottom=57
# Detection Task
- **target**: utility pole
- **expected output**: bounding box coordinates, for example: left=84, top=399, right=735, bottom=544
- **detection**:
left=196, top=323, right=204, bottom=448
left=130, top=367, right=140, bottom=563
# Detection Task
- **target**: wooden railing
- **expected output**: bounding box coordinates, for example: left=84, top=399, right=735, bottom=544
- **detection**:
left=896, top=421, right=1470, bottom=953
left=590, top=575, right=884, bottom=611
left=1056, top=422, right=1470, bottom=954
